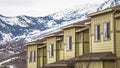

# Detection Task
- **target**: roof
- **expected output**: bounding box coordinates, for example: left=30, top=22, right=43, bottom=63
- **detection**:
left=43, top=52, right=116, bottom=68
left=62, top=19, right=90, bottom=30
left=76, top=27, right=89, bottom=33
left=45, top=30, right=64, bottom=38
left=26, top=38, right=46, bottom=46
left=75, top=52, right=117, bottom=61
left=89, top=5, right=120, bottom=17
left=43, top=59, right=75, bottom=68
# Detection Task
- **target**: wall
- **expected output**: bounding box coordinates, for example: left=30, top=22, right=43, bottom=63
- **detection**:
left=47, top=37, right=57, bottom=64
left=64, top=28, right=76, bottom=60
left=91, top=12, right=114, bottom=53
left=75, top=61, right=103, bottom=68
left=103, top=61, right=115, bottom=68
left=115, top=18, right=120, bottom=68
left=56, top=40, right=64, bottom=61
left=83, top=30, right=89, bottom=54
left=75, top=29, right=89, bottom=57
left=27, top=45, right=38, bottom=68
left=38, top=46, right=47, bottom=67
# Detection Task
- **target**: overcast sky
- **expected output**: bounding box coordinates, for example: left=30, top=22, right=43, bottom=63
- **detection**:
left=0, top=0, right=108, bottom=17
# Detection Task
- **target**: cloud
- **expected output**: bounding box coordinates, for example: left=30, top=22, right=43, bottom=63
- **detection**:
left=0, top=0, right=108, bottom=16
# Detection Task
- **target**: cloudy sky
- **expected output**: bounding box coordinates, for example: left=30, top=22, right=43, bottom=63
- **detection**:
left=0, top=0, right=108, bottom=17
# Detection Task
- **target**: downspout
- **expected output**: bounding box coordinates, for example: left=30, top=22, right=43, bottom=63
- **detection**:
left=113, top=9, right=117, bottom=68
left=113, top=9, right=116, bottom=55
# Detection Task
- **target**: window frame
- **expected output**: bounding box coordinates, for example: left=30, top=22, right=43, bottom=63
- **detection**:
left=94, top=24, right=100, bottom=41
left=103, top=22, right=110, bottom=40
left=29, top=50, right=36, bottom=62
left=49, top=44, right=54, bottom=57
left=66, top=36, right=72, bottom=51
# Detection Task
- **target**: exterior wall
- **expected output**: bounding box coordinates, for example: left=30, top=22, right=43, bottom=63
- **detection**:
left=43, top=47, right=47, bottom=66
left=76, top=29, right=89, bottom=57
left=56, top=40, right=64, bottom=61
left=83, top=30, right=89, bottom=54
left=89, top=25, right=92, bottom=53
left=64, top=28, right=76, bottom=60
left=116, top=60, right=120, bottom=68
left=115, top=18, right=120, bottom=68
left=75, top=33, right=82, bottom=57
left=75, top=61, right=103, bottom=68
left=38, top=46, right=47, bottom=68
left=103, top=61, right=115, bottom=68
left=27, top=45, right=38, bottom=68
left=91, top=12, right=114, bottom=53
left=115, top=18, right=120, bottom=58
left=47, top=37, right=57, bottom=64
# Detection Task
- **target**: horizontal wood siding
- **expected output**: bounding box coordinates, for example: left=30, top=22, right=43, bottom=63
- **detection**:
left=83, top=30, right=89, bottom=54
left=27, top=45, right=38, bottom=68
left=103, top=61, right=115, bottom=68
left=91, top=12, right=114, bottom=53
left=56, top=41, right=64, bottom=61
left=75, top=33, right=82, bottom=57
left=64, top=28, right=76, bottom=60
left=47, top=37, right=56, bottom=64
left=115, top=18, right=120, bottom=58
left=43, top=47, right=47, bottom=66
left=75, top=61, right=103, bottom=68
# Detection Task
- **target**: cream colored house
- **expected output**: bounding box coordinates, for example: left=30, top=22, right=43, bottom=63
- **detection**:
left=27, top=39, right=47, bottom=68
left=44, top=19, right=90, bottom=68
left=46, top=31, right=64, bottom=64
left=27, top=6, right=120, bottom=68
left=74, top=6, right=120, bottom=68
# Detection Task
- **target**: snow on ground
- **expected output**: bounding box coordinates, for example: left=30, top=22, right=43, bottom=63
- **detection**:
left=0, top=57, right=18, bottom=65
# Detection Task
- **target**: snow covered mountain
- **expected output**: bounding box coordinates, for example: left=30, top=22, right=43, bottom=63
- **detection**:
left=0, top=0, right=120, bottom=67
left=0, top=0, right=119, bottom=45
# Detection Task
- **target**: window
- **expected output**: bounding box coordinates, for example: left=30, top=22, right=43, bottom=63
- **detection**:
left=104, top=23, right=110, bottom=40
left=29, top=51, right=36, bottom=62
left=66, top=36, right=72, bottom=50
left=49, top=44, right=54, bottom=57
left=94, top=24, right=100, bottom=41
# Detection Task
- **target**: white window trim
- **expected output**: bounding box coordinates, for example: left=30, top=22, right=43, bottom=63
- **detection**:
left=94, top=24, right=100, bottom=41
left=29, top=51, right=35, bottom=62
left=104, top=23, right=110, bottom=40
left=49, top=44, right=53, bottom=57
left=66, top=36, right=72, bottom=50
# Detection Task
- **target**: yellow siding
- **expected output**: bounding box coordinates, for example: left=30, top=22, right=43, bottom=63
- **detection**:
left=115, top=18, right=120, bottom=31
left=43, top=47, right=47, bottom=65
left=64, top=28, right=76, bottom=60
left=38, top=48, right=43, bottom=67
left=56, top=41, right=64, bottom=61
left=27, top=45, right=38, bottom=68
left=91, top=12, right=114, bottom=53
left=47, top=37, right=57, bottom=64
left=76, top=29, right=89, bottom=57
left=89, top=26, right=92, bottom=53
left=75, top=33, right=82, bottom=57
left=103, top=61, right=115, bottom=68
left=115, top=19, right=120, bottom=58
left=75, top=61, right=103, bottom=68
left=117, top=60, right=120, bottom=68
left=83, top=30, right=89, bottom=54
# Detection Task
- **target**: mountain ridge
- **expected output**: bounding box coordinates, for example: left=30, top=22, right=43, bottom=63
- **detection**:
left=0, top=0, right=119, bottom=51
left=0, top=0, right=120, bottom=67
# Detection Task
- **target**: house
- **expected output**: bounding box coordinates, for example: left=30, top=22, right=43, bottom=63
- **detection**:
left=44, top=19, right=90, bottom=68
left=27, top=6, right=120, bottom=68
left=27, top=38, right=47, bottom=68
left=74, top=6, right=120, bottom=68
left=46, top=31, right=64, bottom=64
left=62, top=20, right=89, bottom=60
